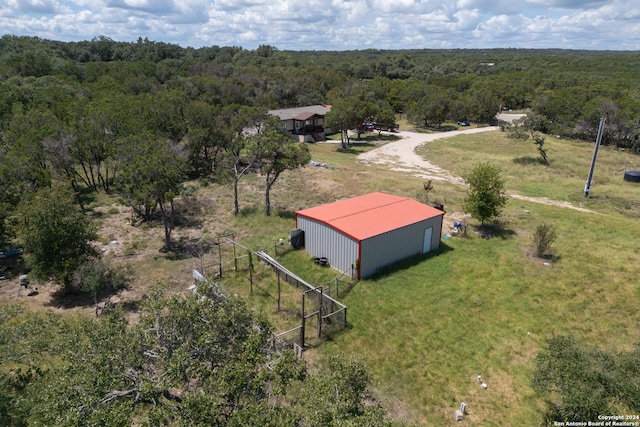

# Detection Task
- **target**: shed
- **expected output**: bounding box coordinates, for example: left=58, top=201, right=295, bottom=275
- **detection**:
left=295, top=192, right=444, bottom=280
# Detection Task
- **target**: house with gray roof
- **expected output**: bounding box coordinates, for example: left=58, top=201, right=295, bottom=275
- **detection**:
left=268, top=105, right=331, bottom=142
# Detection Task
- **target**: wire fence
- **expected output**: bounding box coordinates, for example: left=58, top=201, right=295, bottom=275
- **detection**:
left=255, top=251, right=347, bottom=348
left=270, top=330, right=303, bottom=358
left=195, top=236, right=350, bottom=352
left=321, top=275, right=356, bottom=300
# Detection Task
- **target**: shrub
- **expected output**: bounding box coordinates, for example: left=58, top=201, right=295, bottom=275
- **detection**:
left=532, top=223, right=557, bottom=258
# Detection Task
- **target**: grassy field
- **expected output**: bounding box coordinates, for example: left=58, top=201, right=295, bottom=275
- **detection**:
left=315, top=200, right=640, bottom=425
left=216, top=130, right=640, bottom=425
left=2, top=128, right=640, bottom=425
left=298, top=132, right=640, bottom=426
left=298, top=131, right=640, bottom=425
left=417, top=131, right=640, bottom=216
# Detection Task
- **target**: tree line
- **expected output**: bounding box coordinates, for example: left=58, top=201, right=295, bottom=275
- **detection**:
left=1, top=34, right=639, bottom=286
left=1, top=37, right=638, bottom=295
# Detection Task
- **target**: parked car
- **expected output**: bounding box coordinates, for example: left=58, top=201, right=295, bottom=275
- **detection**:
left=357, top=123, right=375, bottom=132
left=357, top=122, right=398, bottom=132
left=458, top=120, right=470, bottom=126
left=373, top=122, right=398, bottom=132
left=0, top=248, right=24, bottom=259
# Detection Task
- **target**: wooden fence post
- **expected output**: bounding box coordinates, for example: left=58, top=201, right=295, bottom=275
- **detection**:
left=343, top=307, right=347, bottom=329
left=300, top=292, right=305, bottom=348
left=248, top=251, right=253, bottom=295
left=233, top=239, right=237, bottom=271
left=317, top=287, right=323, bottom=338
left=217, top=241, right=223, bottom=278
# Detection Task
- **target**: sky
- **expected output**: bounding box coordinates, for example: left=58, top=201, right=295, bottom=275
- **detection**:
left=1, top=0, right=639, bottom=51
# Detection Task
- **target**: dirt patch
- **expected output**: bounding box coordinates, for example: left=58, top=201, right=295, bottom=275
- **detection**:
left=509, top=194, right=594, bottom=213
left=0, top=196, right=206, bottom=316
left=379, top=394, right=423, bottom=426
left=441, top=212, right=471, bottom=237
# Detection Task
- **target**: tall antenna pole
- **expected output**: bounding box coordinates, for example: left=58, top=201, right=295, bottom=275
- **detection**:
left=584, top=117, right=606, bottom=197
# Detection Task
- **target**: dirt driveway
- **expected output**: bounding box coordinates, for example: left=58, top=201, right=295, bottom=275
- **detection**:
left=357, top=123, right=594, bottom=213
left=357, top=126, right=498, bottom=183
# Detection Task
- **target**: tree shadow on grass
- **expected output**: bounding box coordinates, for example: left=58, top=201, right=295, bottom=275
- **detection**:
left=354, top=133, right=402, bottom=143
left=115, top=299, right=142, bottom=314
left=46, top=286, right=128, bottom=311
left=336, top=142, right=378, bottom=155
left=431, top=125, right=458, bottom=132
left=471, top=222, right=516, bottom=240
left=77, top=187, right=97, bottom=210
left=276, top=209, right=296, bottom=220
left=43, top=280, right=144, bottom=317
left=165, top=236, right=213, bottom=261
left=46, top=288, right=93, bottom=309
left=513, top=156, right=545, bottom=166
left=171, top=197, right=209, bottom=229
left=529, top=249, right=563, bottom=264
left=412, top=124, right=458, bottom=133
left=367, top=242, right=454, bottom=282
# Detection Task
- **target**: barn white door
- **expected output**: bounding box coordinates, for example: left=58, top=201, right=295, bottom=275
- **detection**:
left=422, top=227, right=433, bottom=254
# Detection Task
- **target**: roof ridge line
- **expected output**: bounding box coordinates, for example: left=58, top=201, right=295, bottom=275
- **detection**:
left=326, top=198, right=409, bottom=223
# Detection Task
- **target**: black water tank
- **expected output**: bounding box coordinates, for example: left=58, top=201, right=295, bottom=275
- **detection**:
left=623, top=170, right=640, bottom=182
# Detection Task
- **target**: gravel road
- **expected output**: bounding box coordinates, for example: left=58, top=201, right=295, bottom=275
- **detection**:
left=357, top=126, right=499, bottom=183
left=356, top=118, right=594, bottom=213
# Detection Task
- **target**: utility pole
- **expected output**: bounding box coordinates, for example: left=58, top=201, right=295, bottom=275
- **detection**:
left=584, top=117, right=606, bottom=197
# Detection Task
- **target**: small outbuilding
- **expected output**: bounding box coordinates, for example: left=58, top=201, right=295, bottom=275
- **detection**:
left=295, top=192, right=445, bottom=280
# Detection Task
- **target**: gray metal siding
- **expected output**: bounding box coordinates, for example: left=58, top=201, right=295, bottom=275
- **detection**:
left=297, top=217, right=358, bottom=275
left=360, top=216, right=442, bottom=279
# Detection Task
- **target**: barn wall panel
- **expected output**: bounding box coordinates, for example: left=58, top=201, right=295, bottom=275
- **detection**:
left=297, top=217, right=358, bottom=275
left=360, top=216, right=443, bottom=279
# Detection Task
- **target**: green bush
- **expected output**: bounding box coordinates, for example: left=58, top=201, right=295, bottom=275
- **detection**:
left=532, top=223, right=557, bottom=258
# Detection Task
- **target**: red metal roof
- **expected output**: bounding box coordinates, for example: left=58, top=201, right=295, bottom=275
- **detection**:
left=296, top=192, right=444, bottom=241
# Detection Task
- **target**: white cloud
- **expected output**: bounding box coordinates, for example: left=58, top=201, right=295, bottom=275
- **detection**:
left=7, top=0, right=62, bottom=14
left=0, top=0, right=638, bottom=50
left=106, top=0, right=177, bottom=14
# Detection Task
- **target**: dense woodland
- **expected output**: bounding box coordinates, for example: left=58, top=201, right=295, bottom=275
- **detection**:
left=2, top=35, right=640, bottom=425
left=2, top=35, right=640, bottom=249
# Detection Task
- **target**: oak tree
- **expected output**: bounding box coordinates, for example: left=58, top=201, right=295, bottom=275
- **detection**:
left=14, top=185, right=99, bottom=290
left=117, top=134, right=186, bottom=249
left=253, top=116, right=311, bottom=216
left=462, top=163, right=508, bottom=225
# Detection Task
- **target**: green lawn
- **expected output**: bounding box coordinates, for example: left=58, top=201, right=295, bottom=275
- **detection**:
left=315, top=200, right=640, bottom=425
left=278, top=132, right=640, bottom=426
left=197, top=130, right=640, bottom=426
left=417, top=131, right=640, bottom=216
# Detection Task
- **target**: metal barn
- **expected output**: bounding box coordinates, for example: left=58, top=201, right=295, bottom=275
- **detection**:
left=295, top=192, right=444, bottom=280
